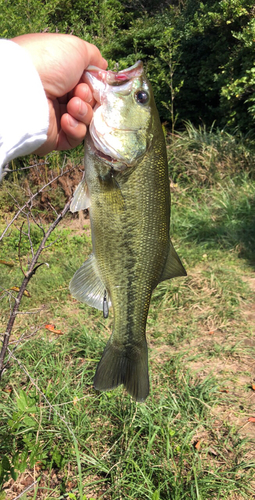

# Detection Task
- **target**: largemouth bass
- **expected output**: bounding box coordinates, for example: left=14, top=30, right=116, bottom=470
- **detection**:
left=70, top=61, right=186, bottom=401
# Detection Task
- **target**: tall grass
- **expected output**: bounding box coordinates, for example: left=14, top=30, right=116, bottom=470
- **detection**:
left=168, top=122, right=255, bottom=185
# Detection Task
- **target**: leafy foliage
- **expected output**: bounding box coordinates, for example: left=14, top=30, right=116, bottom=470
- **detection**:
left=0, top=0, right=254, bottom=134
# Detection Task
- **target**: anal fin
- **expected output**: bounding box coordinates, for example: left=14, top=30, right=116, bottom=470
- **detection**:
left=160, top=240, right=187, bottom=281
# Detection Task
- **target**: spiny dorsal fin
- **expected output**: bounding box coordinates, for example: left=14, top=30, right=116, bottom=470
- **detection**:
left=69, top=254, right=111, bottom=310
left=70, top=180, right=90, bottom=213
left=160, top=240, right=187, bottom=282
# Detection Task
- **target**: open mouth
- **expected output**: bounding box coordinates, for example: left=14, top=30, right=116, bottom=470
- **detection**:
left=85, top=61, right=143, bottom=89
left=95, top=148, right=116, bottom=163
left=89, top=117, right=123, bottom=166
left=93, top=145, right=128, bottom=172
left=89, top=136, right=118, bottom=164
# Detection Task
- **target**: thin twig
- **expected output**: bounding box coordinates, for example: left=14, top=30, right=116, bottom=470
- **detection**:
left=18, top=221, right=26, bottom=276
left=0, top=164, right=76, bottom=241
left=26, top=212, right=36, bottom=258
left=12, top=480, right=38, bottom=500
left=0, top=198, right=71, bottom=375
left=14, top=309, right=45, bottom=316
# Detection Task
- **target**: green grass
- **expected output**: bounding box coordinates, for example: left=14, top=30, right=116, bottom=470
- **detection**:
left=171, top=175, right=255, bottom=264
left=1, top=336, right=253, bottom=499
left=0, top=127, right=255, bottom=499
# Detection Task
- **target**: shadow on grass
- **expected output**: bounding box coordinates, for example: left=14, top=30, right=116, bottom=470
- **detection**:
left=177, top=193, right=255, bottom=267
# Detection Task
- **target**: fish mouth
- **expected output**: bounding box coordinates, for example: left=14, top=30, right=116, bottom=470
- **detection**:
left=95, top=149, right=113, bottom=162
left=86, top=130, right=125, bottom=166
left=89, top=137, right=128, bottom=171
left=85, top=61, right=144, bottom=101
left=89, top=102, right=138, bottom=170
left=89, top=115, right=126, bottom=168
left=85, top=61, right=147, bottom=170
left=95, top=148, right=118, bottom=164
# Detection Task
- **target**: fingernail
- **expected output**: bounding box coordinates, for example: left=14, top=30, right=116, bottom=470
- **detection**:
left=79, top=101, right=88, bottom=117
left=68, top=115, right=79, bottom=128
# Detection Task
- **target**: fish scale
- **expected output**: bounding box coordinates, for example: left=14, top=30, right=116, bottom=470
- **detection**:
left=70, top=61, right=186, bottom=401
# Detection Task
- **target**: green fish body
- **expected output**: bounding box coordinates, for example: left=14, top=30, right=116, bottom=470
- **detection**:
left=70, top=61, right=186, bottom=401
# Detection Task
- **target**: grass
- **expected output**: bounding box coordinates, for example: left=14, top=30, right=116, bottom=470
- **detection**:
left=0, top=125, right=255, bottom=499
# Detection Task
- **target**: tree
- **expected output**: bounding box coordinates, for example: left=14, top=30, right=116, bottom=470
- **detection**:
left=174, top=0, right=255, bottom=132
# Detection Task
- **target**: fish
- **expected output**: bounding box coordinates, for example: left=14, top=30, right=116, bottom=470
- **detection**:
left=69, top=61, right=186, bottom=401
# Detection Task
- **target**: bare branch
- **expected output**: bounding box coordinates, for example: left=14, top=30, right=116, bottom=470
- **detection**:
left=0, top=164, right=76, bottom=241
left=18, top=221, right=26, bottom=276
left=0, top=198, right=71, bottom=375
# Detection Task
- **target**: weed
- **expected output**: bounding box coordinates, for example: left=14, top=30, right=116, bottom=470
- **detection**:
left=168, top=122, right=255, bottom=185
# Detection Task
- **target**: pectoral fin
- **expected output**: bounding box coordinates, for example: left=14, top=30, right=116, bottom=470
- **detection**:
left=99, top=173, right=125, bottom=214
left=70, top=180, right=91, bottom=213
left=160, top=240, right=187, bottom=281
left=69, top=254, right=111, bottom=311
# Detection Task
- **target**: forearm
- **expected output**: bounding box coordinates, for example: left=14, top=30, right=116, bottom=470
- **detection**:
left=0, top=39, right=49, bottom=180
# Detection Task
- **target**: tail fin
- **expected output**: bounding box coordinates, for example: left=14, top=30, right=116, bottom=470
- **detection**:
left=93, top=338, right=149, bottom=402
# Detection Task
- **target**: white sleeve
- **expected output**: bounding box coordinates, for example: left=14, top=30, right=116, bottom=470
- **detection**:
left=0, top=39, right=49, bottom=180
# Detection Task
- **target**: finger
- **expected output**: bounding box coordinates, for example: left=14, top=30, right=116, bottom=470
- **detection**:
left=58, top=82, right=95, bottom=106
left=83, top=41, right=108, bottom=70
left=67, top=97, right=93, bottom=126
left=73, top=82, right=95, bottom=108
left=58, top=112, right=87, bottom=150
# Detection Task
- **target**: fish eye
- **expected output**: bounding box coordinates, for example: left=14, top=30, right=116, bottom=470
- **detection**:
left=135, top=90, right=149, bottom=105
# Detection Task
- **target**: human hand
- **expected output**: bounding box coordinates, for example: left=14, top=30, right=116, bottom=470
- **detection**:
left=12, top=33, right=108, bottom=155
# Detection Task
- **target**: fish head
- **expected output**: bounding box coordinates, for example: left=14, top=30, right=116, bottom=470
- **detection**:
left=85, top=61, right=154, bottom=171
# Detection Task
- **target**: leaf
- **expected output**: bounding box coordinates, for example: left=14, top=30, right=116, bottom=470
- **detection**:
left=52, top=448, right=64, bottom=468
left=45, top=323, right=55, bottom=331
left=10, top=286, right=20, bottom=292
left=53, top=329, right=64, bottom=335
left=10, top=286, right=31, bottom=297
left=2, top=386, right=12, bottom=393
left=23, top=416, right=37, bottom=427
left=18, top=450, right=28, bottom=473
left=10, top=467, right=18, bottom=481
left=16, top=391, right=28, bottom=411
left=151, top=491, right=160, bottom=500
left=193, top=440, right=201, bottom=450
left=45, top=324, right=64, bottom=335
left=248, top=417, right=255, bottom=423
left=16, top=390, right=37, bottom=412
left=30, top=443, right=41, bottom=466
left=0, top=259, right=15, bottom=267
left=2, top=456, right=11, bottom=471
